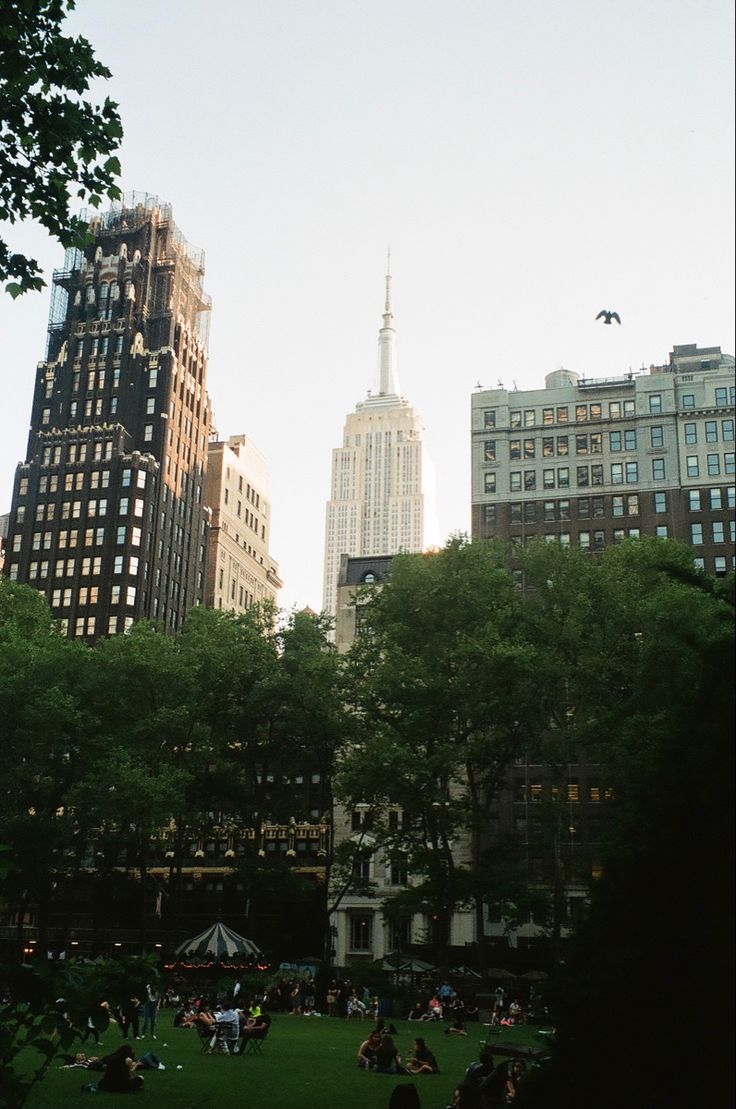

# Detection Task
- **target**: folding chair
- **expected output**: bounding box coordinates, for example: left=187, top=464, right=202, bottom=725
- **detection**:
left=242, top=1029, right=268, bottom=1056
left=196, top=1024, right=213, bottom=1053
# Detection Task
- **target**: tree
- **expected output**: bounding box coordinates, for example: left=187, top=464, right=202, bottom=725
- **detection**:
left=0, top=0, right=123, bottom=296
left=338, top=537, right=543, bottom=968
left=518, top=546, right=735, bottom=1109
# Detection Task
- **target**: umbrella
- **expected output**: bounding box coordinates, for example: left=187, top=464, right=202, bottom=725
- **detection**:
left=518, top=970, right=548, bottom=981
left=175, top=921, right=264, bottom=962
left=485, top=967, right=517, bottom=979
left=450, top=965, right=482, bottom=978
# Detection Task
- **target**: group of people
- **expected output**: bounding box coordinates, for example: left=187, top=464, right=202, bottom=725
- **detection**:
left=383, top=1045, right=528, bottom=1108
left=357, top=1028, right=439, bottom=1075
left=177, top=994, right=271, bottom=1054
left=68, top=1043, right=164, bottom=1095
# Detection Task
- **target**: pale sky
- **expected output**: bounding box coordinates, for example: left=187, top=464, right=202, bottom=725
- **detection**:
left=1, top=0, right=733, bottom=612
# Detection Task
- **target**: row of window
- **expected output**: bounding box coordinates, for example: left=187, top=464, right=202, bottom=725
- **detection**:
left=59, top=615, right=135, bottom=638
left=485, top=420, right=734, bottom=463
left=484, top=453, right=736, bottom=494
left=50, top=583, right=138, bottom=609
left=483, top=386, right=735, bottom=430
left=484, top=486, right=736, bottom=526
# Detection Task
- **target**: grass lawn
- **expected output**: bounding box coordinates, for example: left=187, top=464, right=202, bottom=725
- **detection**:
left=26, top=1011, right=545, bottom=1109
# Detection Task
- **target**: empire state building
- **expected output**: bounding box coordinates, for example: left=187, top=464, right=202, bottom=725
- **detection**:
left=322, top=264, right=428, bottom=619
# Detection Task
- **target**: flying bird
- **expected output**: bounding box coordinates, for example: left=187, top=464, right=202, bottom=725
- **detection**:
left=596, top=309, right=621, bottom=325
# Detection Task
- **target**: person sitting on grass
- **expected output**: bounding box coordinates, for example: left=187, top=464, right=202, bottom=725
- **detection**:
left=407, top=1001, right=425, bottom=1021
left=374, top=1034, right=405, bottom=1074
left=357, top=1029, right=382, bottom=1069
left=504, top=1059, right=526, bottom=1102
left=444, top=1082, right=486, bottom=1109
left=445, top=1014, right=468, bottom=1036
left=82, top=1044, right=143, bottom=1094
left=405, top=1037, right=439, bottom=1074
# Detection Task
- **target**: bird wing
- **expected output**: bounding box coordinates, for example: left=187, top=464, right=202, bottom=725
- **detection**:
left=611, top=312, right=621, bottom=324
left=595, top=310, right=608, bottom=321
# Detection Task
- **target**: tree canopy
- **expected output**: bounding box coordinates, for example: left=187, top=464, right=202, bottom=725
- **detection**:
left=0, top=0, right=123, bottom=296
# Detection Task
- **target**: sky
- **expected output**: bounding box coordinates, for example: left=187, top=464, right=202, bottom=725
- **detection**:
left=1, top=0, right=734, bottom=612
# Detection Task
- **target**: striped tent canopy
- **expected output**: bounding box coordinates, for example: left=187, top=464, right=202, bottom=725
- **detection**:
left=175, top=922, right=264, bottom=962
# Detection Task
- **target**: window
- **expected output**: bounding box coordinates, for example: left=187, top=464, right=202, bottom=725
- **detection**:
left=609, top=401, right=621, bottom=419
left=704, top=420, right=718, bottom=443
left=510, top=410, right=522, bottom=429
left=557, top=436, right=569, bottom=455
left=577, top=497, right=590, bottom=518
left=686, top=456, right=699, bottom=478
left=625, top=462, right=639, bottom=483
left=557, top=406, right=569, bottom=423
left=484, top=440, right=496, bottom=461
left=510, top=440, right=521, bottom=460
left=113, top=555, right=124, bottom=574
left=628, top=527, right=640, bottom=539
left=577, top=466, right=589, bottom=488
left=483, top=471, right=496, bottom=494
left=576, top=434, right=588, bottom=455
left=623, top=430, right=636, bottom=451
left=690, top=523, right=703, bottom=544
left=591, top=464, right=603, bottom=486
left=542, top=437, right=554, bottom=457
left=349, top=913, right=373, bottom=951
left=557, top=467, right=569, bottom=488
left=723, top=419, right=734, bottom=442
left=650, top=425, right=664, bottom=448
left=652, top=459, right=666, bottom=481
left=609, top=430, right=622, bottom=452
left=559, top=499, right=570, bottom=520
left=656, top=525, right=668, bottom=538
left=524, top=470, right=536, bottom=491
left=684, top=423, right=697, bottom=445
left=725, top=453, right=735, bottom=474
left=543, top=469, right=555, bottom=488
left=627, top=494, right=640, bottom=515
left=611, top=463, right=623, bottom=484
left=714, top=557, right=727, bottom=578
left=510, top=503, right=522, bottom=523
left=544, top=501, right=556, bottom=521
left=523, top=502, right=537, bottom=523
left=524, top=409, right=535, bottom=427
left=693, top=557, right=705, bottom=571
left=510, top=471, right=521, bottom=492
left=613, top=528, right=625, bottom=544
left=649, top=395, right=662, bottom=414
left=592, top=496, right=605, bottom=517
left=709, top=488, right=722, bottom=510
left=654, top=492, right=666, bottom=513
left=612, top=495, right=624, bottom=517
left=484, top=504, right=496, bottom=525
left=592, top=530, right=605, bottom=550
left=576, top=404, right=588, bottom=422
left=712, top=522, right=725, bottom=543
left=579, top=531, right=590, bottom=549
left=590, top=403, right=602, bottom=421
left=687, top=490, right=701, bottom=511
left=523, top=438, right=535, bottom=459
left=483, top=409, right=496, bottom=429
left=681, top=393, right=695, bottom=409
left=143, top=423, right=153, bottom=441
left=707, top=454, right=720, bottom=476
left=728, top=487, right=736, bottom=508
left=542, top=407, right=554, bottom=425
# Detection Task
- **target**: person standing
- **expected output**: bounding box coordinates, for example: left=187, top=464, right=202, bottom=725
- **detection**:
left=118, top=994, right=140, bottom=1040
left=141, top=983, right=159, bottom=1039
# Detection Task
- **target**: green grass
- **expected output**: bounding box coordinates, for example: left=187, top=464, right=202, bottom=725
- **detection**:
left=26, top=1011, right=544, bottom=1109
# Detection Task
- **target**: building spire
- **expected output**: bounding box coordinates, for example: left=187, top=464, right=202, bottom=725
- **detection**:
left=378, top=248, right=398, bottom=395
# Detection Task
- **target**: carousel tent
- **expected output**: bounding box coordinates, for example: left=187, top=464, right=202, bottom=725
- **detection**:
left=174, top=922, right=264, bottom=962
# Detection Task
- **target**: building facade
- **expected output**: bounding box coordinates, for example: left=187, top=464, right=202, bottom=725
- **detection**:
left=471, top=344, right=735, bottom=577
left=4, top=194, right=212, bottom=638
left=322, top=269, right=428, bottom=619
left=204, top=435, right=282, bottom=613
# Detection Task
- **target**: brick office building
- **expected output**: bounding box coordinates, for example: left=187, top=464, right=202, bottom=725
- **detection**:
left=471, top=344, right=735, bottom=577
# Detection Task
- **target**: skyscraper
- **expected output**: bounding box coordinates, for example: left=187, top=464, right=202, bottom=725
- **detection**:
left=322, top=265, right=428, bottom=618
left=4, top=194, right=212, bottom=638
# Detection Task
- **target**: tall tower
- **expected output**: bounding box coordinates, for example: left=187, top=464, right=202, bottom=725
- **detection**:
left=322, top=263, right=427, bottom=618
left=4, top=193, right=212, bottom=638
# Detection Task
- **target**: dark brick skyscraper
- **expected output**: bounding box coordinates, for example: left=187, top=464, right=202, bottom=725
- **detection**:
left=4, top=194, right=212, bottom=638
